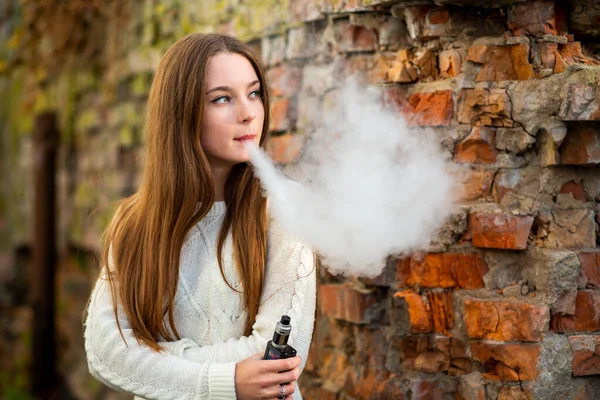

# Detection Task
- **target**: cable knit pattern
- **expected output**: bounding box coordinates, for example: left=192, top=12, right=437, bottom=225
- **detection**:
left=85, top=201, right=317, bottom=400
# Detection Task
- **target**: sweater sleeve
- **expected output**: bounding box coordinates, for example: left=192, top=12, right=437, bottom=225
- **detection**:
left=169, top=216, right=317, bottom=374
left=84, top=271, right=237, bottom=400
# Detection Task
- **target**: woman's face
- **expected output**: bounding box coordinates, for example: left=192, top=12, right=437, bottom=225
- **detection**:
left=201, top=52, right=265, bottom=169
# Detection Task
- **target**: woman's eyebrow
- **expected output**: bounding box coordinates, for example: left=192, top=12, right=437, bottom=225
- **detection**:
left=206, top=80, right=260, bottom=94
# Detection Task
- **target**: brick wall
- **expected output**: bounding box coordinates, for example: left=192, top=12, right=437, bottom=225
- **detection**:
left=1, top=0, right=600, bottom=398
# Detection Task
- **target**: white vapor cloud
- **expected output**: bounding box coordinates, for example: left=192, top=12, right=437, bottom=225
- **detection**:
left=246, top=80, right=457, bottom=277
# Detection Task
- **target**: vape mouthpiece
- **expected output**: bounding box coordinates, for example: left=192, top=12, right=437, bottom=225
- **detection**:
left=273, top=315, right=292, bottom=346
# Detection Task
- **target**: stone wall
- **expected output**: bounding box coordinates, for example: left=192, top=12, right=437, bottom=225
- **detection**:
left=1, top=0, right=600, bottom=399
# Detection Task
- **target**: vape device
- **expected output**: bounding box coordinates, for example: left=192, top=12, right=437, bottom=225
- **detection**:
left=263, top=315, right=297, bottom=360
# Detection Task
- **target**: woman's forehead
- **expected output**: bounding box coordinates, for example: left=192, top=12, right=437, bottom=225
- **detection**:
left=206, top=52, right=259, bottom=87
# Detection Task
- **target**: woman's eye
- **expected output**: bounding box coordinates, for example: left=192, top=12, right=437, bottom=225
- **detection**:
left=249, top=90, right=261, bottom=99
left=211, top=96, right=229, bottom=104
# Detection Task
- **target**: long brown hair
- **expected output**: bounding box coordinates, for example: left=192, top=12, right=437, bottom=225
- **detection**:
left=99, top=33, right=270, bottom=351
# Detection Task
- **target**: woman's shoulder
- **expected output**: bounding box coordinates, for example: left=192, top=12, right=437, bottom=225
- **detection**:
left=265, top=208, right=310, bottom=253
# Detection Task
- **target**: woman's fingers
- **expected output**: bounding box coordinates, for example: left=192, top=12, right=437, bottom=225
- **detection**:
left=260, top=356, right=301, bottom=374
left=280, top=367, right=300, bottom=384
left=273, top=381, right=296, bottom=398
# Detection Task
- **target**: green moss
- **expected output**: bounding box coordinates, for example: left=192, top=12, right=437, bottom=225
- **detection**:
left=125, top=102, right=143, bottom=126
left=74, top=182, right=99, bottom=209
left=74, top=249, right=90, bottom=271
left=98, top=204, right=118, bottom=232
left=233, top=0, right=289, bottom=40
left=7, top=69, right=33, bottom=148
left=75, top=70, right=99, bottom=91
left=60, top=74, right=78, bottom=142
left=3, top=387, right=31, bottom=400
left=131, top=73, right=150, bottom=97
left=154, top=3, right=168, bottom=16
left=70, top=211, right=84, bottom=243
left=75, top=109, right=99, bottom=134
left=215, top=0, right=230, bottom=14
left=119, top=125, right=135, bottom=146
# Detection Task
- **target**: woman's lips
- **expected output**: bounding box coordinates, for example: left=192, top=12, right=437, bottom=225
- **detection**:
left=235, top=134, right=256, bottom=141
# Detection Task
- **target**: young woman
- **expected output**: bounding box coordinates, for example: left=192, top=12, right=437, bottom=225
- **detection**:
left=84, top=33, right=316, bottom=400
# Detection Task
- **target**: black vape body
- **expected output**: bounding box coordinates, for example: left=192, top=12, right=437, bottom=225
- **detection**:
left=263, top=315, right=297, bottom=360
left=263, top=341, right=297, bottom=360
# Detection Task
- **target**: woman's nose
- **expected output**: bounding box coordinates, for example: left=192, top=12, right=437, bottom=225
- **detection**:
left=238, top=100, right=256, bottom=124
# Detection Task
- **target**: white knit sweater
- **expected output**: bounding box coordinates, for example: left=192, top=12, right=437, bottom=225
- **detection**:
left=84, top=201, right=316, bottom=399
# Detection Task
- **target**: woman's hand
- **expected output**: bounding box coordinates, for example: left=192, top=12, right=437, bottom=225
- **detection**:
left=235, top=353, right=302, bottom=400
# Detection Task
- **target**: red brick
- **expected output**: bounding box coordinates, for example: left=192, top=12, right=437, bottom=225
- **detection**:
left=394, top=289, right=432, bottom=333
left=400, top=335, right=451, bottom=373
left=399, top=335, right=428, bottom=369
left=552, top=290, right=577, bottom=317
left=492, top=168, right=540, bottom=204
left=540, top=42, right=558, bottom=69
left=318, top=317, right=353, bottom=350
left=370, top=52, right=413, bottom=84
left=554, top=42, right=600, bottom=74
left=345, top=366, right=394, bottom=400
left=319, top=284, right=378, bottom=324
left=457, top=373, right=485, bottom=400
left=464, top=299, right=550, bottom=341
left=550, top=313, right=575, bottom=332
left=569, top=335, right=600, bottom=376
left=403, top=91, right=453, bottom=127
left=303, top=340, right=318, bottom=374
left=343, top=54, right=374, bottom=84
left=560, top=124, right=600, bottom=165
left=554, top=48, right=568, bottom=73
left=457, top=88, right=512, bottom=127
left=551, top=290, right=600, bottom=332
left=508, top=1, right=564, bottom=36
left=353, top=327, right=388, bottom=368
left=428, top=292, right=454, bottom=334
left=578, top=252, right=600, bottom=289
left=377, top=375, right=406, bottom=399
left=559, top=84, right=600, bottom=121
left=454, top=126, right=497, bottom=164
left=388, top=50, right=418, bottom=83
left=497, top=385, right=534, bottom=400
left=266, top=133, right=304, bottom=164
left=415, top=49, right=438, bottom=81
left=270, top=98, right=290, bottom=131
left=267, top=65, right=302, bottom=98
left=410, top=377, right=456, bottom=400
left=439, top=49, right=462, bottom=78
left=572, top=291, right=600, bottom=331
left=559, top=181, right=588, bottom=201
left=543, top=209, right=596, bottom=249
left=451, top=358, right=474, bottom=376
left=319, top=388, right=339, bottom=400
left=320, top=349, right=350, bottom=389
left=468, top=213, right=534, bottom=250
left=368, top=54, right=389, bottom=84
left=383, top=86, right=409, bottom=113
left=404, top=6, right=461, bottom=40
left=450, top=339, right=474, bottom=375
left=336, top=18, right=378, bottom=53
left=289, top=0, right=321, bottom=22
left=415, top=351, right=450, bottom=373
left=471, top=343, right=541, bottom=381
left=467, top=44, right=535, bottom=81
left=457, top=168, right=494, bottom=201
left=400, top=252, right=487, bottom=289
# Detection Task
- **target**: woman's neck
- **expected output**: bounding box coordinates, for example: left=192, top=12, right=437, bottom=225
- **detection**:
left=210, top=164, right=230, bottom=201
